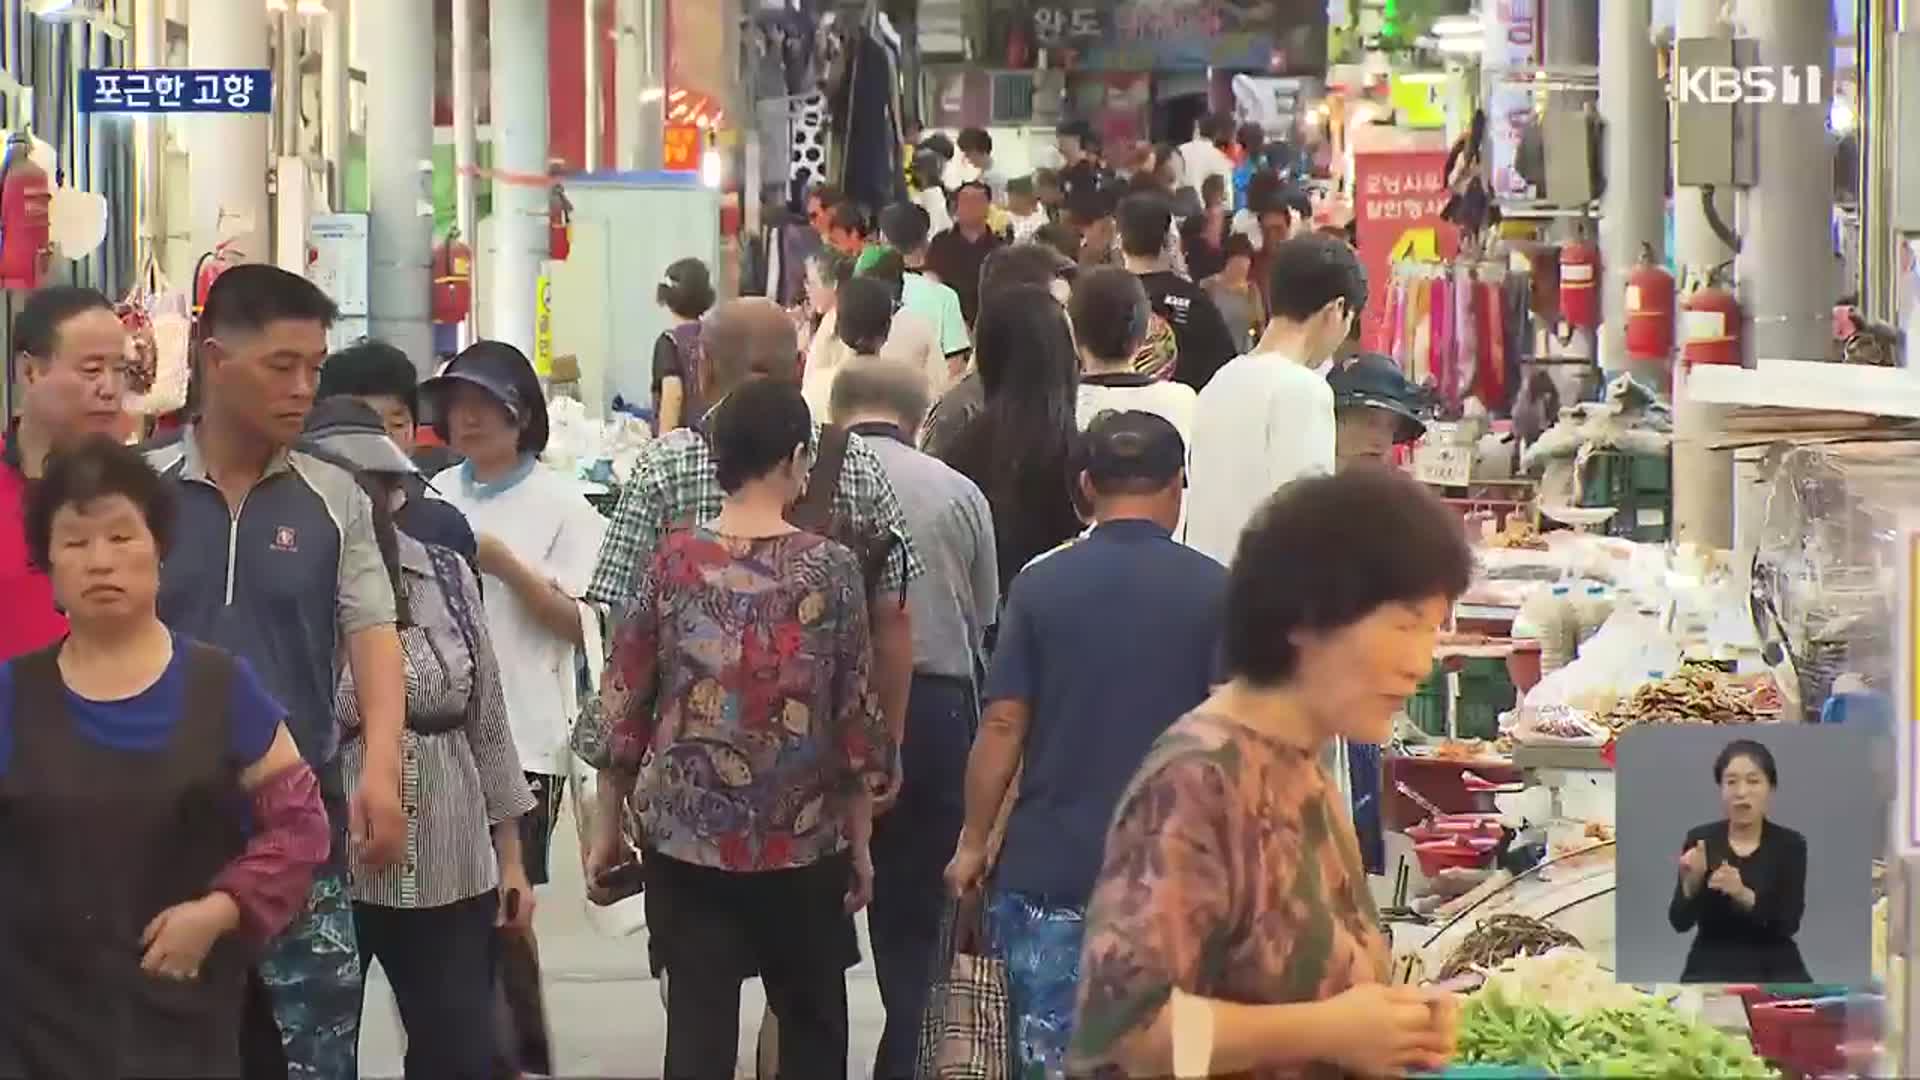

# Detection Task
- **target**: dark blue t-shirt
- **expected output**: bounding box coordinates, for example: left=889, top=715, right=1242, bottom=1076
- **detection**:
left=0, top=635, right=284, bottom=778
left=985, top=518, right=1226, bottom=906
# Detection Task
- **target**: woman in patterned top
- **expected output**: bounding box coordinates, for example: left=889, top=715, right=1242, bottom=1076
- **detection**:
left=588, top=378, right=892, bottom=1079
left=1070, top=467, right=1475, bottom=1079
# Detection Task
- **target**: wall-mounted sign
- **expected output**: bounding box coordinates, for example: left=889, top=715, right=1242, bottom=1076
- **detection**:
left=1020, top=0, right=1327, bottom=73
left=1352, top=148, right=1458, bottom=353
left=663, top=123, right=702, bottom=173
left=80, top=69, right=271, bottom=114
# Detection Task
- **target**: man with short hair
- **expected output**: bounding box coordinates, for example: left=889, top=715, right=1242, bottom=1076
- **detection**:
left=948, top=127, right=1006, bottom=202
left=808, top=183, right=845, bottom=242
left=1, top=286, right=129, bottom=660
left=927, top=181, right=1003, bottom=328
left=944, top=410, right=1224, bottom=1076
left=827, top=201, right=872, bottom=258
left=1178, top=113, right=1237, bottom=203
left=879, top=201, right=971, bottom=373
left=147, top=264, right=407, bottom=1079
left=829, top=357, right=997, bottom=1080
left=1184, top=233, right=1365, bottom=566
left=1117, top=193, right=1239, bottom=390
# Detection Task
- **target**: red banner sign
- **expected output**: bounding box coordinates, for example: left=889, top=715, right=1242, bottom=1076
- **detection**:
left=1353, top=149, right=1458, bottom=352
left=662, top=123, right=701, bottom=172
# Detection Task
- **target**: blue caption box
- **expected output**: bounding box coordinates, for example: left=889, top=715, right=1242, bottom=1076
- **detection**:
left=80, top=69, right=271, bottom=114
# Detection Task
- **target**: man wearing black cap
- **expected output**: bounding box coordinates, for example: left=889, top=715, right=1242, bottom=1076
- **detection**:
left=944, top=411, right=1225, bottom=1073
left=1327, top=353, right=1430, bottom=472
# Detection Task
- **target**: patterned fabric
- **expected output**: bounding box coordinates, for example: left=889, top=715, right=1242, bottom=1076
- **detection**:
left=338, top=535, right=536, bottom=909
left=260, top=781, right=364, bottom=1080
left=586, top=425, right=925, bottom=612
left=1070, top=711, right=1390, bottom=1080
left=918, top=900, right=1014, bottom=1079
left=986, top=890, right=1086, bottom=1079
left=602, top=528, right=893, bottom=872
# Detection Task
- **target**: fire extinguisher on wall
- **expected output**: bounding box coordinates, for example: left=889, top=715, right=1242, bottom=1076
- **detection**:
left=1558, top=230, right=1601, bottom=334
left=192, top=241, right=243, bottom=324
left=432, top=228, right=473, bottom=326
left=0, top=132, right=53, bottom=291
left=1681, top=268, right=1743, bottom=368
left=548, top=181, right=573, bottom=262
left=1623, top=242, right=1675, bottom=361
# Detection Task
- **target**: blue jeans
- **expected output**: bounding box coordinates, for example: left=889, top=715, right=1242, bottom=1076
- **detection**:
left=984, top=890, right=1086, bottom=1080
left=868, top=673, right=978, bottom=1079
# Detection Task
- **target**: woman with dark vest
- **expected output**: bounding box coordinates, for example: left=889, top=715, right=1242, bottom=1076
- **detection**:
left=0, top=436, right=329, bottom=1078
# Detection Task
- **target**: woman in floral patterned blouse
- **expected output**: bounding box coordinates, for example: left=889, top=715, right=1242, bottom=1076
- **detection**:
left=587, top=378, right=893, bottom=1079
left=1070, top=467, right=1476, bottom=1079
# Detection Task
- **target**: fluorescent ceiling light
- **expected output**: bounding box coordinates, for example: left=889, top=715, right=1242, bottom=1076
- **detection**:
left=1830, top=96, right=1855, bottom=133
left=1399, top=71, right=1450, bottom=85
left=1430, top=15, right=1482, bottom=38
left=638, top=87, right=665, bottom=104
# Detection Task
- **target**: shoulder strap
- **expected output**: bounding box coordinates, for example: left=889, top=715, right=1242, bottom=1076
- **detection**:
left=425, top=542, right=482, bottom=665
left=789, top=424, right=851, bottom=533
left=180, top=641, right=240, bottom=768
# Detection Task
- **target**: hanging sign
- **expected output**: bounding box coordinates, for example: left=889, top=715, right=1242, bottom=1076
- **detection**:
left=1352, top=148, right=1458, bottom=352
left=1023, top=0, right=1326, bottom=73
left=662, top=124, right=702, bottom=173
left=80, top=69, right=271, bottom=114
left=533, top=276, right=554, bottom=377
left=1484, top=0, right=1540, bottom=198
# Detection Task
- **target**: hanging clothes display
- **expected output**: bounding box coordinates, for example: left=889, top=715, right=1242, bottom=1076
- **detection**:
left=1381, top=257, right=1533, bottom=415
left=824, top=6, right=906, bottom=213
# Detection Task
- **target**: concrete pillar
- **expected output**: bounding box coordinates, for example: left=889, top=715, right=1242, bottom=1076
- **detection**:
left=135, top=0, right=165, bottom=267
left=1738, top=0, right=1835, bottom=365
left=452, top=0, right=479, bottom=269
left=637, top=0, right=665, bottom=170
left=585, top=0, right=604, bottom=172
left=188, top=0, right=270, bottom=261
left=1598, top=0, right=1666, bottom=375
left=490, top=0, right=549, bottom=355
left=362, top=0, right=435, bottom=368
left=615, top=0, right=642, bottom=170
left=1671, top=0, right=1738, bottom=550
left=321, top=0, right=351, bottom=210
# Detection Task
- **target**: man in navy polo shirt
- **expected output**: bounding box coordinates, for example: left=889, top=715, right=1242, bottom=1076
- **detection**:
left=148, top=265, right=406, bottom=1080
left=945, top=410, right=1225, bottom=1075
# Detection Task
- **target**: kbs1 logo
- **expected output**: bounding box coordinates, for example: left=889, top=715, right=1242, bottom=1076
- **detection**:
left=1671, top=64, right=1825, bottom=106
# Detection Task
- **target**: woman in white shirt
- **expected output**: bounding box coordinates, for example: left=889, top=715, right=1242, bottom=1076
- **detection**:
left=1067, top=266, right=1196, bottom=441
left=421, top=341, right=608, bottom=1075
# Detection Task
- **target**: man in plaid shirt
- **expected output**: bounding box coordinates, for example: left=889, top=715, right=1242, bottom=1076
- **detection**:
left=587, top=298, right=923, bottom=787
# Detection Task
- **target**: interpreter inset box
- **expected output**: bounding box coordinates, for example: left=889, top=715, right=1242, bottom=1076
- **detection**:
left=1613, top=724, right=1874, bottom=986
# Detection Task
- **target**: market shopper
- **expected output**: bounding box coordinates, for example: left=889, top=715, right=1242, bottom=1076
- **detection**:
left=920, top=242, right=1078, bottom=458
left=0, top=436, right=329, bottom=1079
left=1119, top=193, right=1239, bottom=389
left=1006, top=175, right=1052, bottom=242
left=586, top=377, right=893, bottom=1079
left=2, top=286, right=130, bottom=661
left=934, top=283, right=1086, bottom=591
left=313, top=339, right=477, bottom=567
left=651, top=257, right=717, bottom=432
left=1070, top=267, right=1197, bottom=442
left=303, top=399, right=539, bottom=1079
left=878, top=201, right=971, bottom=374
left=828, top=357, right=998, bottom=1079
left=423, top=340, right=608, bottom=1076
left=804, top=275, right=898, bottom=420
left=1069, top=466, right=1472, bottom=1078
left=928, top=181, right=1004, bottom=328
left=1178, top=113, right=1237, bottom=205
left=1203, top=234, right=1266, bottom=354
left=147, top=263, right=406, bottom=1080
left=1184, top=233, right=1363, bottom=565
left=1670, top=738, right=1812, bottom=984
left=586, top=297, right=922, bottom=794
left=945, top=410, right=1225, bottom=1074
left=1328, top=352, right=1431, bottom=472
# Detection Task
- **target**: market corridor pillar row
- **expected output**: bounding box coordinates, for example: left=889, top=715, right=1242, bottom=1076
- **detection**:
left=364, top=0, right=436, bottom=369
left=1597, top=0, right=1667, bottom=377
left=187, top=0, right=271, bottom=263
left=490, top=0, right=551, bottom=357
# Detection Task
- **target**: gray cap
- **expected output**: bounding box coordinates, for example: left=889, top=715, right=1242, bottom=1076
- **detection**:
left=302, top=398, right=420, bottom=476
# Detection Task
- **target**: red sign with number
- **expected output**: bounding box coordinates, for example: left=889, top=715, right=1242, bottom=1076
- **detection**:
left=663, top=123, right=701, bottom=172
left=1353, top=149, right=1458, bottom=352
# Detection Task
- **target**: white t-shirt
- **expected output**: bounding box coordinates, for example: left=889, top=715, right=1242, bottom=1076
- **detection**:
left=1179, top=138, right=1236, bottom=202
left=803, top=307, right=948, bottom=420
left=441, top=464, right=609, bottom=775
left=915, top=186, right=953, bottom=238
left=1182, top=352, right=1336, bottom=566
left=1075, top=375, right=1198, bottom=443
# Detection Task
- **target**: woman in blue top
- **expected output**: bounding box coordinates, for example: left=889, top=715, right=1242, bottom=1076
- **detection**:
left=0, top=435, right=329, bottom=1078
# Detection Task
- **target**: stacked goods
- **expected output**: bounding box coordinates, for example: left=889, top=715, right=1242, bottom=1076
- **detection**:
left=1601, top=667, right=1762, bottom=731
left=1453, top=950, right=1776, bottom=1078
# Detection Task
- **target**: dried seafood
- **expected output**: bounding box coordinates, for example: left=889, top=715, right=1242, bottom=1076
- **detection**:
left=1601, top=666, right=1760, bottom=730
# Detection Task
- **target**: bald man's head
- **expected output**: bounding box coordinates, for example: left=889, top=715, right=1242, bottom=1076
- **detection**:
left=703, top=298, right=800, bottom=400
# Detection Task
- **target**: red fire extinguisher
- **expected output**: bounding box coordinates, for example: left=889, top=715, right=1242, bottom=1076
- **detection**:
left=0, top=133, right=52, bottom=291
left=1682, top=271, right=1743, bottom=367
left=548, top=182, right=573, bottom=262
left=192, top=240, right=243, bottom=320
left=1559, top=231, right=1600, bottom=331
left=1623, top=242, right=1675, bottom=361
left=431, top=228, right=473, bottom=326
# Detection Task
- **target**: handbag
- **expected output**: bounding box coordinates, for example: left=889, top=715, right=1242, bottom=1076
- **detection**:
left=915, top=895, right=1015, bottom=1079
left=567, top=600, right=649, bottom=936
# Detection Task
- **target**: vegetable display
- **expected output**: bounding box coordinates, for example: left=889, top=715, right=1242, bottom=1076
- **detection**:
left=1453, top=950, right=1777, bottom=1078
left=1439, top=915, right=1584, bottom=981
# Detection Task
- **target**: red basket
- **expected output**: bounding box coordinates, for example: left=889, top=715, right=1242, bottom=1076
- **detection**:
left=1743, top=997, right=1848, bottom=1077
left=1414, top=838, right=1496, bottom=877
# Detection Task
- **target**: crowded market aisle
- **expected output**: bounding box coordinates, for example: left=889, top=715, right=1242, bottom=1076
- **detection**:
left=356, top=802, right=890, bottom=1078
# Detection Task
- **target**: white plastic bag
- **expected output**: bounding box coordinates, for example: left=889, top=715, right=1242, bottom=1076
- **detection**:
left=568, top=601, right=648, bottom=938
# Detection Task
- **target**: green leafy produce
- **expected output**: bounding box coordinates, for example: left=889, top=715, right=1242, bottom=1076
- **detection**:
left=1456, top=984, right=1777, bottom=1079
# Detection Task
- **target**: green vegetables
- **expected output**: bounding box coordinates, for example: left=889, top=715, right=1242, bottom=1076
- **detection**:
left=1456, top=985, right=1777, bottom=1079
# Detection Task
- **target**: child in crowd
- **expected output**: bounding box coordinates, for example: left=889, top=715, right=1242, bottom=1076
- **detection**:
left=1006, top=176, right=1051, bottom=242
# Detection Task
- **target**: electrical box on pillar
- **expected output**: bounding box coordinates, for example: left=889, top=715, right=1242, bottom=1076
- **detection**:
left=1559, top=232, right=1601, bottom=333
left=0, top=132, right=53, bottom=291
left=1624, top=243, right=1676, bottom=361
left=432, top=229, right=473, bottom=326
left=1682, top=275, right=1742, bottom=367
